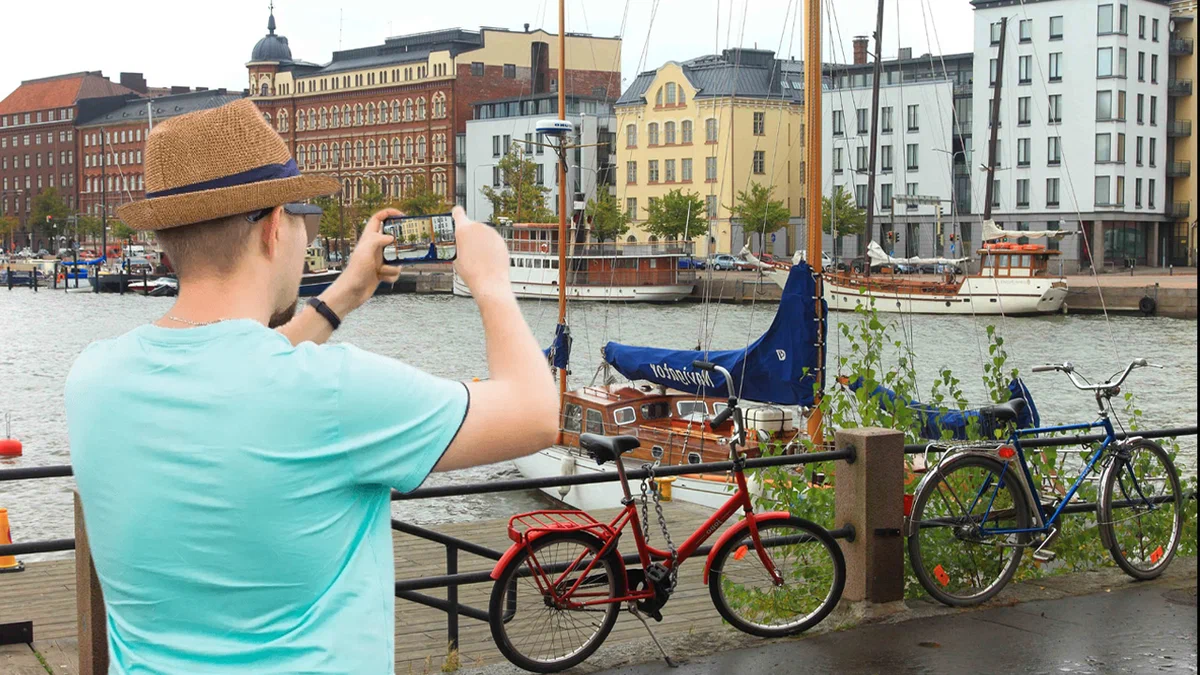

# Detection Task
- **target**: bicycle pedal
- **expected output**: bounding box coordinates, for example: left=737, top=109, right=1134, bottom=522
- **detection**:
left=1033, top=527, right=1060, bottom=562
left=1033, top=549, right=1057, bottom=563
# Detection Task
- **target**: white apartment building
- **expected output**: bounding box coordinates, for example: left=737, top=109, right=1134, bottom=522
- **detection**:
left=973, top=0, right=1175, bottom=270
left=462, top=94, right=615, bottom=223
left=823, top=49, right=975, bottom=261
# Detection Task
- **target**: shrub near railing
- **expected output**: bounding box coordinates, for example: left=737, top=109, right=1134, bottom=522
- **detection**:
left=748, top=300, right=1196, bottom=600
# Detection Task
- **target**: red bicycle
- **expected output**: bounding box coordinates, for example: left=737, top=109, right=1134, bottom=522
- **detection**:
left=487, top=361, right=846, bottom=672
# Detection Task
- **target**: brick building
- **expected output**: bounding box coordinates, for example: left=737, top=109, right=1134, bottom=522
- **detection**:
left=0, top=71, right=136, bottom=246
left=76, top=89, right=244, bottom=219
left=246, top=7, right=620, bottom=207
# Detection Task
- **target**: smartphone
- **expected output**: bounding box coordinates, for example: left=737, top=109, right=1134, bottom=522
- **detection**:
left=381, top=212, right=456, bottom=265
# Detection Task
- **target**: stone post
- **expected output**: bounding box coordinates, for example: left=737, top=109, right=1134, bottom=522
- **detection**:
left=834, top=427, right=905, bottom=604
left=1091, top=220, right=1107, bottom=269
left=74, top=492, right=108, bottom=675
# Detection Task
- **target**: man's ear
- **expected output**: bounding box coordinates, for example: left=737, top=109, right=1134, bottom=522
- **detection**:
left=260, top=206, right=284, bottom=258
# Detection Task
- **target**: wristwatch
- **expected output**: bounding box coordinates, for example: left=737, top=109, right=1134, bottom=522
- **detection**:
left=307, top=297, right=342, bottom=330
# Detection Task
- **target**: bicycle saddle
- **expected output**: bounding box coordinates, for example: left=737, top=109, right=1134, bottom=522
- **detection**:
left=579, top=434, right=641, bottom=466
left=981, top=398, right=1027, bottom=423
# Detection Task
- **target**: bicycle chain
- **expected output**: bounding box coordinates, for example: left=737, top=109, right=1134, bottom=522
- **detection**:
left=640, top=463, right=679, bottom=593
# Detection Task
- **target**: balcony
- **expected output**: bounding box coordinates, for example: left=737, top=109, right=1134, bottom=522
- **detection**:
left=1167, top=160, right=1191, bottom=178
left=455, top=152, right=466, bottom=167
left=1167, top=79, right=1193, bottom=97
left=1169, top=38, right=1194, bottom=56
left=1168, top=120, right=1193, bottom=137
left=1167, top=202, right=1190, bottom=219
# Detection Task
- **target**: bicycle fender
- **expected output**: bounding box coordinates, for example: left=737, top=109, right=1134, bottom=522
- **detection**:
left=489, top=530, right=626, bottom=581
left=904, top=451, right=1043, bottom=537
left=1095, top=440, right=1149, bottom=551
left=702, top=511, right=793, bottom=585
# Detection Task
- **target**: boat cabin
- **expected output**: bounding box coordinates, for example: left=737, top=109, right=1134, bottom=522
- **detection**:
left=497, top=222, right=695, bottom=288
left=977, top=242, right=1062, bottom=278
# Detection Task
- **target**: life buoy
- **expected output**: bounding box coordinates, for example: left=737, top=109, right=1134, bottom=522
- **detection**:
left=1138, top=296, right=1157, bottom=315
left=1017, top=244, right=1041, bottom=251
left=540, top=243, right=549, bottom=253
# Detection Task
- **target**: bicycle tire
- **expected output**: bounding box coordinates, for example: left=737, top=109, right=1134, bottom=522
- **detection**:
left=488, top=530, right=625, bottom=673
left=908, top=454, right=1032, bottom=607
left=708, top=515, right=846, bottom=638
left=1099, top=439, right=1183, bottom=580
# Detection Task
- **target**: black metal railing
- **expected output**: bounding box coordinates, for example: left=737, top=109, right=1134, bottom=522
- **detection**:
left=1167, top=161, right=1191, bottom=178
left=1168, top=120, right=1193, bottom=138
left=1, top=425, right=1194, bottom=651
left=1168, top=202, right=1191, bottom=219
left=1170, top=38, right=1194, bottom=56
left=1168, top=79, right=1193, bottom=97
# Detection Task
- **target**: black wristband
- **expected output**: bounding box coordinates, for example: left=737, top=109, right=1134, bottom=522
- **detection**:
left=307, top=297, right=342, bottom=331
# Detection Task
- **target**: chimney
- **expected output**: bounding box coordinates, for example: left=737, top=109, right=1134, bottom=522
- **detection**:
left=898, top=47, right=912, bottom=61
left=853, top=36, right=869, bottom=65
left=119, top=72, right=148, bottom=94
left=169, top=86, right=190, bottom=95
left=524, top=22, right=530, bottom=33
left=194, top=86, right=208, bottom=91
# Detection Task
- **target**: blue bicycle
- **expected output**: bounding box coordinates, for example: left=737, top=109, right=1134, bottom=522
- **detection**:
left=906, top=359, right=1185, bottom=606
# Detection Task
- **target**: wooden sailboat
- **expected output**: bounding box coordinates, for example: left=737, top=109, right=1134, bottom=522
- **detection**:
left=513, top=0, right=830, bottom=510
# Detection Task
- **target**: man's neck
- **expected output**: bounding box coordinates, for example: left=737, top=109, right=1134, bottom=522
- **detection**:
left=157, top=272, right=275, bottom=328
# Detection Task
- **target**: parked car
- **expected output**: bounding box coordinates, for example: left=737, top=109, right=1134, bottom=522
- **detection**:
left=125, top=257, right=154, bottom=274
left=709, top=254, right=738, bottom=271
left=678, top=257, right=706, bottom=270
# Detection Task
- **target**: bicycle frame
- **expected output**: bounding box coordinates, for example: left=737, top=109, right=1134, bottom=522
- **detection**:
left=527, top=457, right=782, bottom=609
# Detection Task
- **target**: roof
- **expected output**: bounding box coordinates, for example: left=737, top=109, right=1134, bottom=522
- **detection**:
left=0, top=72, right=137, bottom=115
left=474, top=92, right=613, bottom=106
left=616, top=49, right=804, bottom=107
left=76, top=89, right=244, bottom=128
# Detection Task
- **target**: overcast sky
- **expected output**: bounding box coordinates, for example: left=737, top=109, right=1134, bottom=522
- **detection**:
left=1, top=0, right=976, bottom=100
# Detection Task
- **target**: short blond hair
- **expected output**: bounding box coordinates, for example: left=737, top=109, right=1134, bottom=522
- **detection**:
left=156, top=213, right=259, bottom=279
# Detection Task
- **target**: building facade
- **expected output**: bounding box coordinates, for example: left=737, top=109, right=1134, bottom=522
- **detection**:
left=0, top=72, right=135, bottom=247
left=616, top=49, right=805, bottom=257
left=972, top=0, right=1175, bottom=271
left=823, top=50, right=975, bottom=261
left=1168, top=0, right=1195, bottom=265
left=464, top=94, right=615, bottom=223
left=246, top=8, right=620, bottom=211
left=75, top=89, right=244, bottom=219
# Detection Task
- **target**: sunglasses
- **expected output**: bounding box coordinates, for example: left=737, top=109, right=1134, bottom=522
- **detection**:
left=246, top=203, right=324, bottom=244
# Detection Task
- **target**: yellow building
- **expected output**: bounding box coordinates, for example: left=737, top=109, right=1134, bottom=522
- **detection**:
left=614, top=49, right=805, bottom=256
left=1169, top=1, right=1196, bottom=265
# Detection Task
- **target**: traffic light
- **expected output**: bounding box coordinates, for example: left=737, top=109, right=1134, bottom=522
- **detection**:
left=949, top=233, right=956, bottom=242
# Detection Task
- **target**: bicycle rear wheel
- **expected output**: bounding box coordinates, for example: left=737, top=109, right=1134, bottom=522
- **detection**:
left=1099, top=440, right=1183, bottom=580
left=908, top=455, right=1032, bottom=606
left=488, top=531, right=624, bottom=673
left=708, top=516, right=845, bottom=637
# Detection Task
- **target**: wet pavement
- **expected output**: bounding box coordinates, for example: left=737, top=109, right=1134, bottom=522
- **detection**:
left=593, top=583, right=1197, bottom=675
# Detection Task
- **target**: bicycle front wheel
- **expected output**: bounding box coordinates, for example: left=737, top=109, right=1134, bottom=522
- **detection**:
left=908, top=455, right=1032, bottom=606
left=488, top=531, right=624, bottom=673
left=708, top=516, right=846, bottom=637
left=1099, top=439, right=1183, bottom=580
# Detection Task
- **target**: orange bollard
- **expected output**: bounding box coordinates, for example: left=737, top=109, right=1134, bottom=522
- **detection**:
left=0, top=508, right=25, bottom=573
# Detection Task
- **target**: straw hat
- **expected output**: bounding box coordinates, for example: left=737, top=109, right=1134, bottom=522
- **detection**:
left=117, top=99, right=339, bottom=231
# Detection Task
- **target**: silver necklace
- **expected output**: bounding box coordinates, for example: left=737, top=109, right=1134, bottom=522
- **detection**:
left=164, top=315, right=230, bottom=327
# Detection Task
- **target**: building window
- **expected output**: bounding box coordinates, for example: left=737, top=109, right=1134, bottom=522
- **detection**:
left=1018, top=96, right=1031, bottom=125
left=1136, top=135, right=1144, bottom=164
left=1135, top=177, right=1143, bottom=207
left=1148, top=137, right=1156, bottom=166
left=1150, top=54, right=1158, bottom=83
left=1097, top=47, right=1114, bottom=77
left=1049, top=15, right=1064, bottom=40
left=1151, top=18, right=1158, bottom=41
left=1095, top=175, right=1111, bottom=206
left=754, top=111, right=766, bottom=135
left=1116, top=132, right=1125, bottom=162
left=471, top=62, right=484, bottom=76
left=664, top=121, right=676, bottom=144
left=705, top=156, right=717, bottom=181
left=880, top=183, right=893, bottom=209
left=752, top=150, right=765, bottom=174
left=990, top=21, right=1002, bottom=44
left=832, top=111, right=844, bottom=136
left=1016, top=179, right=1030, bottom=207
left=1097, top=91, right=1113, bottom=120
left=880, top=106, right=893, bottom=133
left=665, top=159, right=676, bottom=182
left=682, top=158, right=693, bottom=181
left=1046, top=177, right=1060, bottom=207
left=855, top=184, right=868, bottom=208
left=1147, top=179, right=1155, bottom=208
left=880, top=144, right=893, bottom=171
left=856, top=146, right=869, bottom=171
left=648, top=160, right=659, bottom=182
left=1047, top=136, right=1062, bottom=165
left=1017, top=55, right=1031, bottom=84
left=1017, top=138, right=1030, bottom=166
left=626, top=197, right=637, bottom=220
left=681, top=120, right=693, bottom=143
left=1098, top=4, right=1114, bottom=34
left=705, top=194, right=717, bottom=218
left=1019, top=18, right=1032, bottom=42
left=705, top=118, right=718, bottom=142
left=833, top=147, right=843, bottom=174
left=627, top=161, right=637, bottom=184
left=666, top=82, right=677, bottom=105
left=1138, top=51, right=1146, bottom=81
left=1136, top=93, right=1144, bottom=123
left=905, top=143, right=918, bottom=170
left=906, top=182, right=919, bottom=209
left=1048, top=95, right=1062, bottom=123
left=502, top=63, right=516, bottom=79
left=648, top=123, right=659, bottom=146
left=626, top=124, right=637, bottom=147
left=906, top=104, right=918, bottom=131
left=1149, top=96, right=1157, bottom=125
left=855, top=108, right=868, bottom=135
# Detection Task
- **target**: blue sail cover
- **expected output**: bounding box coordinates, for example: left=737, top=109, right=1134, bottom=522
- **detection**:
left=544, top=323, right=572, bottom=370
left=850, top=377, right=1041, bottom=440
left=602, top=262, right=825, bottom=405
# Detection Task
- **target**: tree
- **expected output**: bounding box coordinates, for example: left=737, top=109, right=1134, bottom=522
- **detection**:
left=642, top=188, right=707, bottom=241
left=312, top=195, right=343, bottom=243
left=30, top=187, right=70, bottom=249
left=822, top=186, right=867, bottom=258
left=351, top=178, right=388, bottom=238
left=584, top=190, right=628, bottom=242
left=729, top=182, right=790, bottom=242
left=76, top=216, right=103, bottom=250
left=395, top=174, right=450, bottom=216
left=110, top=220, right=136, bottom=244
left=0, top=215, right=18, bottom=252
left=479, top=144, right=554, bottom=223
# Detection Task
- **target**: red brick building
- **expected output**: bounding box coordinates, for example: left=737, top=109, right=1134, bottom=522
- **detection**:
left=246, top=8, right=621, bottom=207
left=0, top=71, right=136, bottom=247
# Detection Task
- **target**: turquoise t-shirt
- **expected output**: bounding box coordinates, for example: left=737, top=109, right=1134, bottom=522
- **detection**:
left=65, top=320, right=469, bottom=674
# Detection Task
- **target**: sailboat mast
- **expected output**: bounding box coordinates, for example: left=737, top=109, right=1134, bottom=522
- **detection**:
left=862, top=0, right=885, bottom=275
left=983, top=17, right=1006, bottom=222
left=556, top=0, right=569, bottom=406
left=803, top=0, right=825, bottom=444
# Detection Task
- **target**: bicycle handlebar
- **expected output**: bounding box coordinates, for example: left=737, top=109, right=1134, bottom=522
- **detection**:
left=1031, top=358, right=1163, bottom=391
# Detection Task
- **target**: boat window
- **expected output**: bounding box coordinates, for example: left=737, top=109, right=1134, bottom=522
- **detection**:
left=641, top=401, right=670, bottom=419
left=1019, top=254, right=1031, bottom=268
left=613, top=406, right=637, bottom=425
left=651, top=445, right=665, bottom=460
left=585, top=409, right=605, bottom=435
left=687, top=452, right=702, bottom=465
left=510, top=258, right=516, bottom=267
left=677, top=400, right=707, bottom=417
left=551, top=259, right=559, bottom=269
left=995, top=254, right=1008, bottom=268
left=563, top=404, right=582, bottom=433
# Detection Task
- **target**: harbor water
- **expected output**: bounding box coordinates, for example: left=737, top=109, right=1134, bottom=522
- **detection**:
left=1, top=288, right=1196, bottom=556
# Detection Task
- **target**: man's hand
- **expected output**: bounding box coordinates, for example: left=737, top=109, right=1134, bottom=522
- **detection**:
left=451, top=206, right=511, bottom=298
left=324, top=208, right=404, bottom=316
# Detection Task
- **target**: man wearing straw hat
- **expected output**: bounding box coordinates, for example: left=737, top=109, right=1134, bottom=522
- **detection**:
left=64, top=99, right=559, bottom=673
